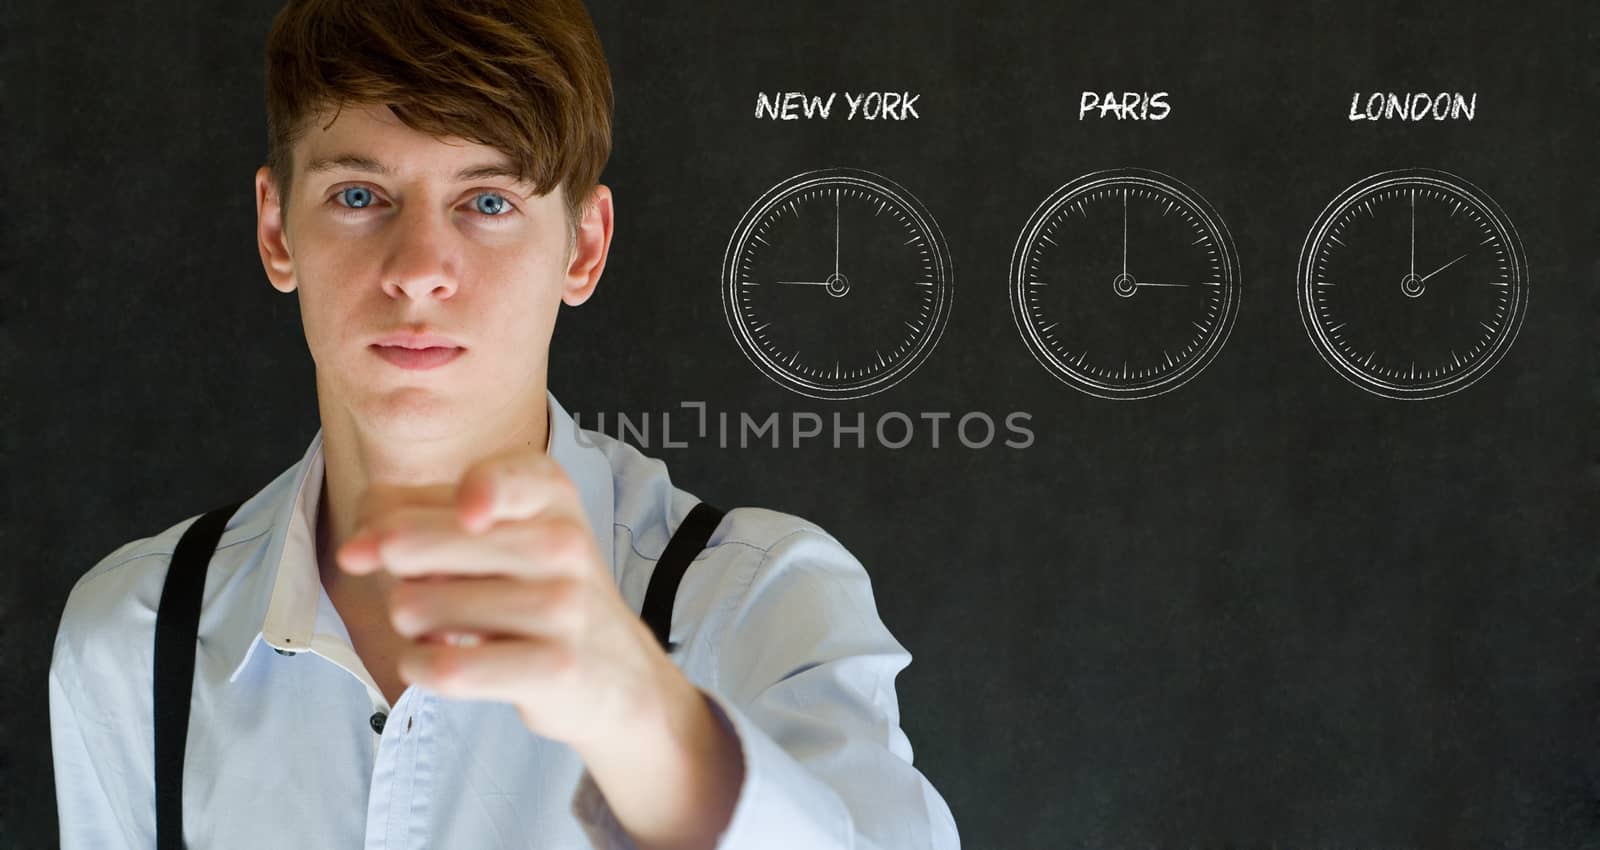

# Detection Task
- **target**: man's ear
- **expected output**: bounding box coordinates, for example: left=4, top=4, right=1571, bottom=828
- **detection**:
left=562, top=185, right=613, bottom=307
left=256, top=165, right=297, bottom=294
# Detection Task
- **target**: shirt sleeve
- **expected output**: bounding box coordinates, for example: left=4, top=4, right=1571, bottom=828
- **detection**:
left=50, top=623, right=132, bottom=849
left=570, top=526, right=961, bottom=849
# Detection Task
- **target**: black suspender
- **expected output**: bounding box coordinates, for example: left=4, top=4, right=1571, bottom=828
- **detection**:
left=153, top=499, right=243, bottom=850
left=153, top=497, right=725, bottom=849
left=639, top=500, right=725, bottom=653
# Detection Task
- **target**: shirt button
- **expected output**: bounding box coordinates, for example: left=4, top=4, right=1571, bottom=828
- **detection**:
left=370, top=711, right=388, bottom=734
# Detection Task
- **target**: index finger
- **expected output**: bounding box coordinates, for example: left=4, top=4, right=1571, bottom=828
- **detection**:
left=456, top=449, right=581, bottom=533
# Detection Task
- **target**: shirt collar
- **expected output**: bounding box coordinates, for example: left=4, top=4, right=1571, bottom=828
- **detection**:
left=224, top=388, right=615, bottom=684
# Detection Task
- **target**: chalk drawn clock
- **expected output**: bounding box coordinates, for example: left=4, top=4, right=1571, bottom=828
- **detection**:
left=722, top=167, right=953, bottom=400
left=1009, top=168, right=1241, bottom=399
left=1298, top=169, right=1528, bottom=400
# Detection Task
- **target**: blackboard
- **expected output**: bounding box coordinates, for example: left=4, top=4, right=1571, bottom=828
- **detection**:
left=5, top=1, right=1597, bottom=848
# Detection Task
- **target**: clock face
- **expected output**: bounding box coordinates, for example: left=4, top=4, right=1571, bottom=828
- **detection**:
left=1009, top=168, right=1240, bottom=399
left=1298, top=169, right=1528, bottom=400
left=722, top=168, right=952, bottom=400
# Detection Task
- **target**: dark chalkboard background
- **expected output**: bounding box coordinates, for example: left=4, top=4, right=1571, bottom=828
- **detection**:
left=5, top=1, right=1596, bottom=848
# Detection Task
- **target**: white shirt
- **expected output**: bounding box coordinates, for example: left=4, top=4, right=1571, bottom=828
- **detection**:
left=49, top=389, right=961, bottom=849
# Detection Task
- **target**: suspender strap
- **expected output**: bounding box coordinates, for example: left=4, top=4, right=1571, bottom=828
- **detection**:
left=640, top=500, right=726, bottom=653
left=153, top=499, right=243, bottom=850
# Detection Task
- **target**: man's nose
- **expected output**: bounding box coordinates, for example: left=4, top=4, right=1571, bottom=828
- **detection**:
left=382, top=201, right=460, bottom=301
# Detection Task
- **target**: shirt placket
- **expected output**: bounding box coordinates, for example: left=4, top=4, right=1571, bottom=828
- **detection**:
left=364, top=686, right=437, bottom=850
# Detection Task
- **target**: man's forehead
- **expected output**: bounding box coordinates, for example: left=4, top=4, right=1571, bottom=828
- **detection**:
left=295, top=104, right=534, bottom=190
left=300, top=150, right=530, bottom=188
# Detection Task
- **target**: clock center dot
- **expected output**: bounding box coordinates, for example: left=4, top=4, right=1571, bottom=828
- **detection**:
left=1112, top=272, right=1137, bottom=298
left=1400, top=272, right=1425, bottom=298
left=826, top=272, right=850, bottom=298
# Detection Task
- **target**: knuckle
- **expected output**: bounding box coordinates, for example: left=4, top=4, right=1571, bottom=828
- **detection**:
left=545, top=578, right=583, bottom=621
left=432, top=649, right=468, bottom=686
left=546, top=519, right=588, bottom=562
left=545, top=644, right=576, bottom=677
left=372, top=524, right=411, bottom=560
left=525, top=576, right=585, bottom=635
left=563, top=593, right=591, bottom=634
left=544, top=466, right=580, bottom=501
left=388, top=585, right=423, bottom=629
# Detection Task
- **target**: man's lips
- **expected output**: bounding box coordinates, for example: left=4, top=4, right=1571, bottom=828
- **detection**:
left=371, top=345, right=465, bottom=370
left=371, top=331, right=464, bottom=349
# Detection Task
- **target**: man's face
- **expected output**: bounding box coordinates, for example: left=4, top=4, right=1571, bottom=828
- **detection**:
left=254, top=102, right=610, bottom=442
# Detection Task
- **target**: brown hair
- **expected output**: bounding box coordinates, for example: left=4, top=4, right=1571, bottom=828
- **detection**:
left=263, top=0, right=614, bottom=256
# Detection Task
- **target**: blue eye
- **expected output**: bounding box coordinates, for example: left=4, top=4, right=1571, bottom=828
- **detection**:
left=337, top=186, right=372, bottom=208
left=472, top=193, right=510, bottom=216
left=330, top=185, right=516, bottom=219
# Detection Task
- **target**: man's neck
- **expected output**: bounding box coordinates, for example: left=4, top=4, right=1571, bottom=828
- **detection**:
left=314, top=390, right=552, bottom=602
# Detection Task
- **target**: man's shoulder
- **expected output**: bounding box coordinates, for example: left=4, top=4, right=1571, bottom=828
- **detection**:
left=50, top=522, right=174, bottom=691
left=51, top=508, right=265, bottom=682
left=705, top=505, right=840, bottom=559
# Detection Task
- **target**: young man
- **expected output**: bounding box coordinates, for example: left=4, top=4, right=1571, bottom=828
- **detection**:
left=48, top=1, right=960, bottom=848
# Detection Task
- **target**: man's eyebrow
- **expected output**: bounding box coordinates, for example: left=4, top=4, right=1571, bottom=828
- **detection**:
left=303, top=154, right=532, bottom=186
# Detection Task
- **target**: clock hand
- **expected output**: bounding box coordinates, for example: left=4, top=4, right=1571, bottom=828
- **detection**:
left=1132, top=282, right=1192, bottom=288
left=1122, top=188, right=1128, bottom=281
left=1409, top=188, right=1416, bottom=278
left=1420, top=251, right=1470, bottom=282
left=775, top=280, right=833, bottom=286
left=834, top=187, right=840, bottom=283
